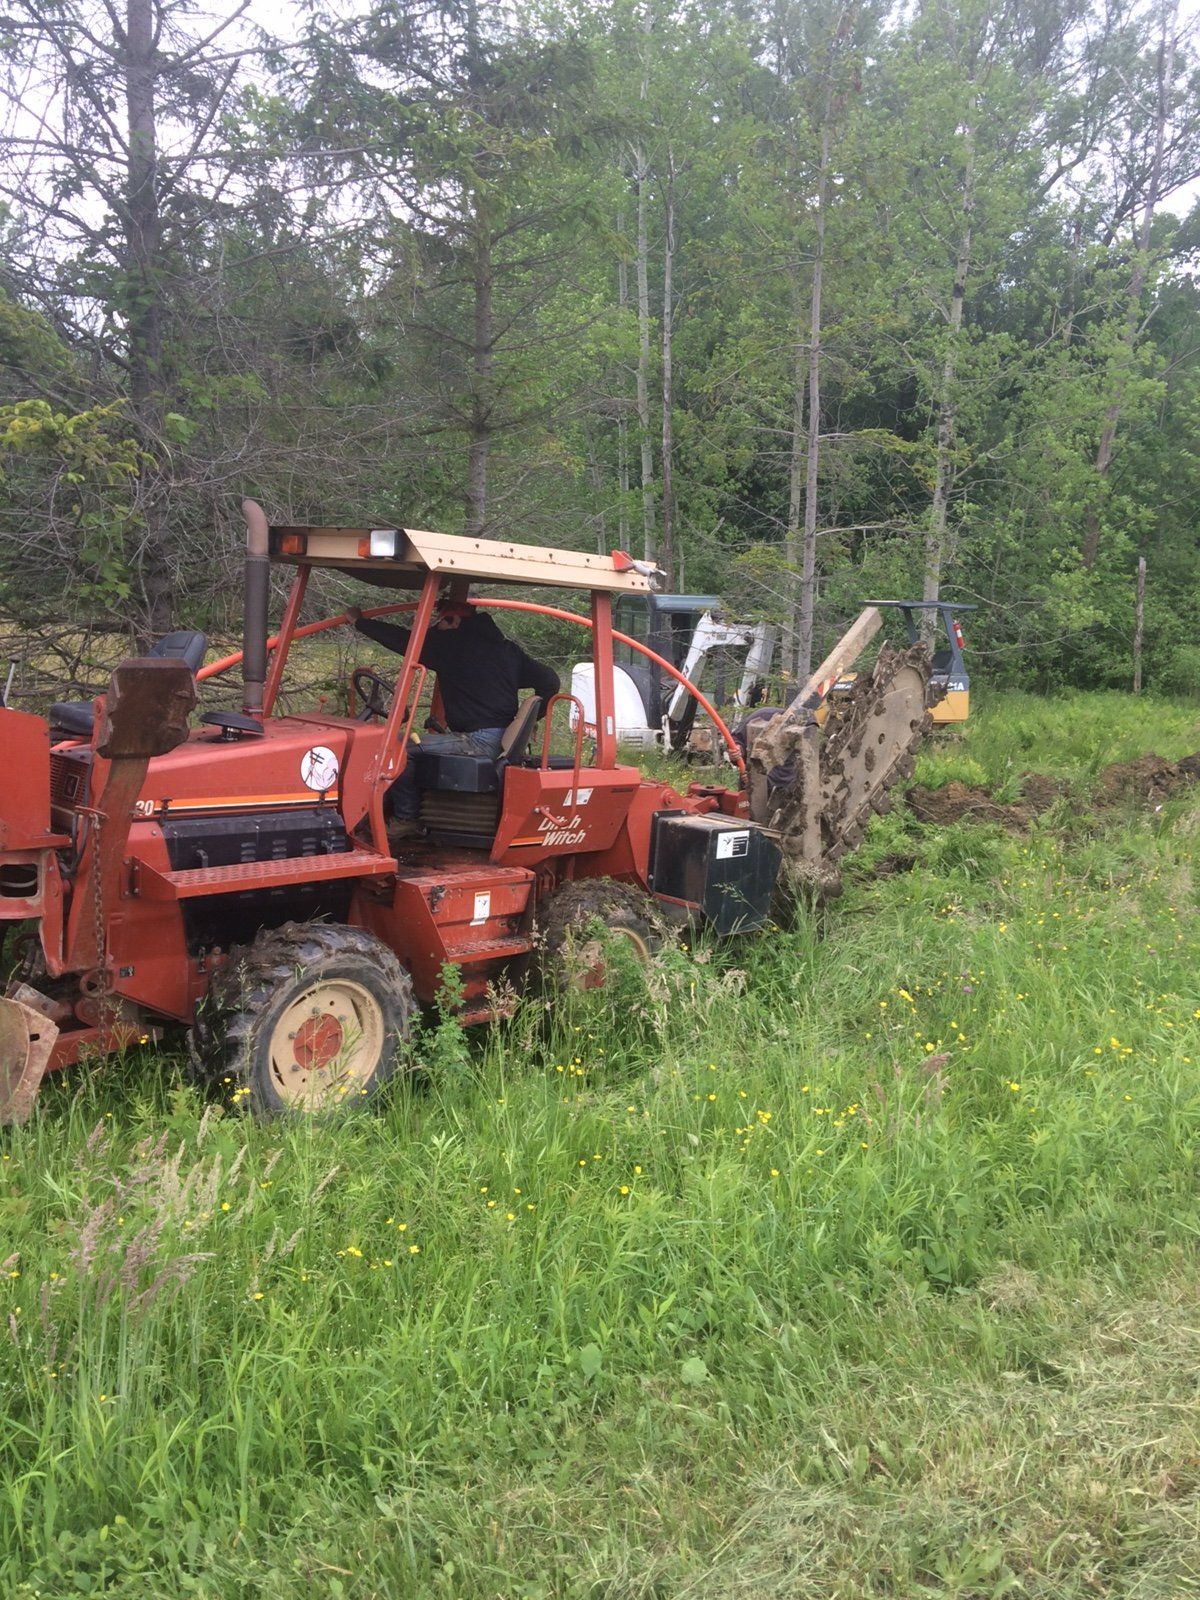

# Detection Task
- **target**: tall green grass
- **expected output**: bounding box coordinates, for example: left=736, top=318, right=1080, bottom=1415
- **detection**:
left=2, top=692, right=1199, bottom=1597
left=915, top=688, right=1200, bottom=794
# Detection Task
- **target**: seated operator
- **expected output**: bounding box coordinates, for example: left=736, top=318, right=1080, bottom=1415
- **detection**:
left=347, top=598, right=560, bottom=837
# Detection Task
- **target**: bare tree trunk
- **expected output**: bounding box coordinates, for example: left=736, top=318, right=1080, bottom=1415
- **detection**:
left=784, top=278, right=808, bottom=681
left=634, top=5, right=655, bottom=564
left=798, top=119, right=831, bottom=681
left=923, top=119, right=974, bottom=637
left=125, top=0, right=170, bottom=636
left=616, top=207, right=629, bottom=549
left=1082, top=15, right=1176, bottom=570
left=659, top=148, right=676, bottom=589
left=585, top=425, right=606, bottom=554
left=466, top=203, right=492, bottom=535
left=634, top=147, right=655, bottom=565
left=1133, top=555, right=1146, bottom=692
left=463, top=0, right=491, bottom=537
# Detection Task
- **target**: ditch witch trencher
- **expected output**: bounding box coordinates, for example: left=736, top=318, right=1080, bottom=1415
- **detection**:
left=0, top=504, right=934, bottom=1120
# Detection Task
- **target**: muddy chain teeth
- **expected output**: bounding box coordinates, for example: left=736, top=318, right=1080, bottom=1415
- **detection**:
left=815, top=644, right=935, bottom=868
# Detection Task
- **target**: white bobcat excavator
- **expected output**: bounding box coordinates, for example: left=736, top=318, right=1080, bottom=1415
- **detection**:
left=571, top=593, right=776, bottom=751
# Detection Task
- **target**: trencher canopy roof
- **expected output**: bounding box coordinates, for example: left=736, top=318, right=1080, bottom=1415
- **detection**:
left=268, top=524, right=655, bottom=594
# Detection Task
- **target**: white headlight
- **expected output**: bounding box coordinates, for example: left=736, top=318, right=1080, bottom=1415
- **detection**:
left=369, top=529, right=399, bottom=558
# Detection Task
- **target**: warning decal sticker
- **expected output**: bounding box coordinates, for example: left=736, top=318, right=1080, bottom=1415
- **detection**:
left=715, top=830, right=750, bottom=860
left=300, top=746, right=340, bottom=792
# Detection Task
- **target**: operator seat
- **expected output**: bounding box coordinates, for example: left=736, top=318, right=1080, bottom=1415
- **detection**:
left=49, top=630, right=208, bottom=738
left=497, top=694, right=541, bottom=767
left=412, top=695, right=543, bottom=847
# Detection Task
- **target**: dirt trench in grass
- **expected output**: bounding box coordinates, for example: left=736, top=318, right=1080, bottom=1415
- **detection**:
left=906, top=753, right=1200, bottom=831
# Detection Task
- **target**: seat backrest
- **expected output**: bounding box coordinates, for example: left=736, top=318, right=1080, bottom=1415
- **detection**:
left=500, top=695, right=541, bottom=766
left=148, top=630, right=207, bottom=674
left=49, top=630, right=207, bottom=741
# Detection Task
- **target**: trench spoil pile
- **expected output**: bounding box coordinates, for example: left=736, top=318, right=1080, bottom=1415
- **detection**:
left=907, top=753, right=1200, bottom=830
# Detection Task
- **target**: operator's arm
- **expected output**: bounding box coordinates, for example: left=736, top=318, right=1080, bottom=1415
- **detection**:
left=517, top=648, right=560, bottom=714
left=353, top=615, right=412, bottom=655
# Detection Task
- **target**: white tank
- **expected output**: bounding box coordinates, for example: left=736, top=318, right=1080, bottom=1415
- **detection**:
left=569, top=662, right=661, bottom=748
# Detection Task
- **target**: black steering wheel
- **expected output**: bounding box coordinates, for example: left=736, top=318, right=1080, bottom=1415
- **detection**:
left=351, top=666, right=394, bottom=721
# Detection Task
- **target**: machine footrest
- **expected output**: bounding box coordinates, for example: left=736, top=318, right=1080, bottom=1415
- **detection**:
left=136, top=850, right=395, bottom=901
left=451, top=937, right=533, bottom=965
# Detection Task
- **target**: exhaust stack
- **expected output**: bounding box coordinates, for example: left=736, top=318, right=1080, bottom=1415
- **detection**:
left=241, top=499, right=270, bottom=718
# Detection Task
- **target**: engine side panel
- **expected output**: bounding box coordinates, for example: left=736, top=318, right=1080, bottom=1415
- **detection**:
left=161, top=808, right=355, bottom=956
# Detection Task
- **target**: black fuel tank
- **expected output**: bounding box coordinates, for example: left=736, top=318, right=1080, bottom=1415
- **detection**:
left=648, top=812, right=780, bottom=936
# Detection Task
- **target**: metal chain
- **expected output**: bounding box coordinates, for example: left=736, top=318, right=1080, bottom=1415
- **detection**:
left=89, top=810, right=112, bottom=1019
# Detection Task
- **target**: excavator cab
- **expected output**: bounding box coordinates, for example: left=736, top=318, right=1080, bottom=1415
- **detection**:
left=824, top=600, right=975, bottom=725
left=613, top=593, right=716, bottom=733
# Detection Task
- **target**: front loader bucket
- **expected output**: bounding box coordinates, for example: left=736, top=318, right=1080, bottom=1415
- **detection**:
left=0, top=998, right=58, bottom=1125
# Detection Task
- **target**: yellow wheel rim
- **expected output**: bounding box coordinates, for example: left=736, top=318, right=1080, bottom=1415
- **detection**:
left=267, top=978, right=384, bottom=1109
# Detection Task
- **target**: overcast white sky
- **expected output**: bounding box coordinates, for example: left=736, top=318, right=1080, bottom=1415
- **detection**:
left=3, top=0, right=1197, bottom=263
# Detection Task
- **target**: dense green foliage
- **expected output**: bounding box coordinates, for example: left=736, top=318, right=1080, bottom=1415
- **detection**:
left=1, top=0, right=1197, bottom=692
left=1, top=692, right=1199, bottom=1595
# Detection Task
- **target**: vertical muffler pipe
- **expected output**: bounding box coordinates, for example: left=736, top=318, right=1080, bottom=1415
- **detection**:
left=241, top=499, right=270, bottom=719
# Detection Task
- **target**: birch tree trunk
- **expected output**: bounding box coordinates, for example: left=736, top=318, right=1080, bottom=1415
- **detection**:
left=634, top=147, right=655, bottom=564
left=585, top=425, right=606, bottom=554
left=659, top=148, right=676, bottom=589
left=616, top=207, right=629, bottom=549
left=923, top=117, right=975, bottom=636
left=784, top=275, right=808, bottom=681
left=798, top=117, right=831, bottom=680
left=1082, top=15, right=1176, bottom=570
left=463, top=0, right=491, bottom=537
left=633, top=5, right=655, bottom=564
left=124, top=0, right=171, bottom=635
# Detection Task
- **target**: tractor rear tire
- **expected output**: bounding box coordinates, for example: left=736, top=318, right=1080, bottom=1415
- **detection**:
left=188, top=922, right=414, bottom=1118
left=538, top=878, right=663, bottom=991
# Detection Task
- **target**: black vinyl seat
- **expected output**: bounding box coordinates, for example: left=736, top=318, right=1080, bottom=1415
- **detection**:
left=413, top=697, right=543, bottom=844
left=50, top=630, right=207, bottom=737
left=410, top=696, right=542, bottom=795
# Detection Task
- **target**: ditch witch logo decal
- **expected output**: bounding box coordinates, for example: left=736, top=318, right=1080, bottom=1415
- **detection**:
left=538, top=786, right=593, bottom=846
left=537, top=812, right=588, bottom=848
left=511, top=787, right=594, bottom=848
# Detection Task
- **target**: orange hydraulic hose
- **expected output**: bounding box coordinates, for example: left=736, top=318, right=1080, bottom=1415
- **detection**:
left=195, top=598, right=749, bottom=785
left=481, top=599, right=748, bottom=786
left=195, top=603, right=417, bottom=682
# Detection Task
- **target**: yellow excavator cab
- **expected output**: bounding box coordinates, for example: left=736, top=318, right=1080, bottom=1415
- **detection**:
left=817, top=600, right=975, bottom=726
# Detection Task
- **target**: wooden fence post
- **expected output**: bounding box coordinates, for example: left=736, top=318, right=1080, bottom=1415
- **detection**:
left=1133, top=556, right=1146, bottom=694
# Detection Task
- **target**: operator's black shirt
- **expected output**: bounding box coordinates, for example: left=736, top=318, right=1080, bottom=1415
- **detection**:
left=354, top=612, right=560, bottom=732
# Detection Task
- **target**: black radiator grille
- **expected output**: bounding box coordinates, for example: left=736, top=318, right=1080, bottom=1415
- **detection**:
left=49, top=752, right=90, bottom=807
left=419, top=793, right=500, bottom=835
